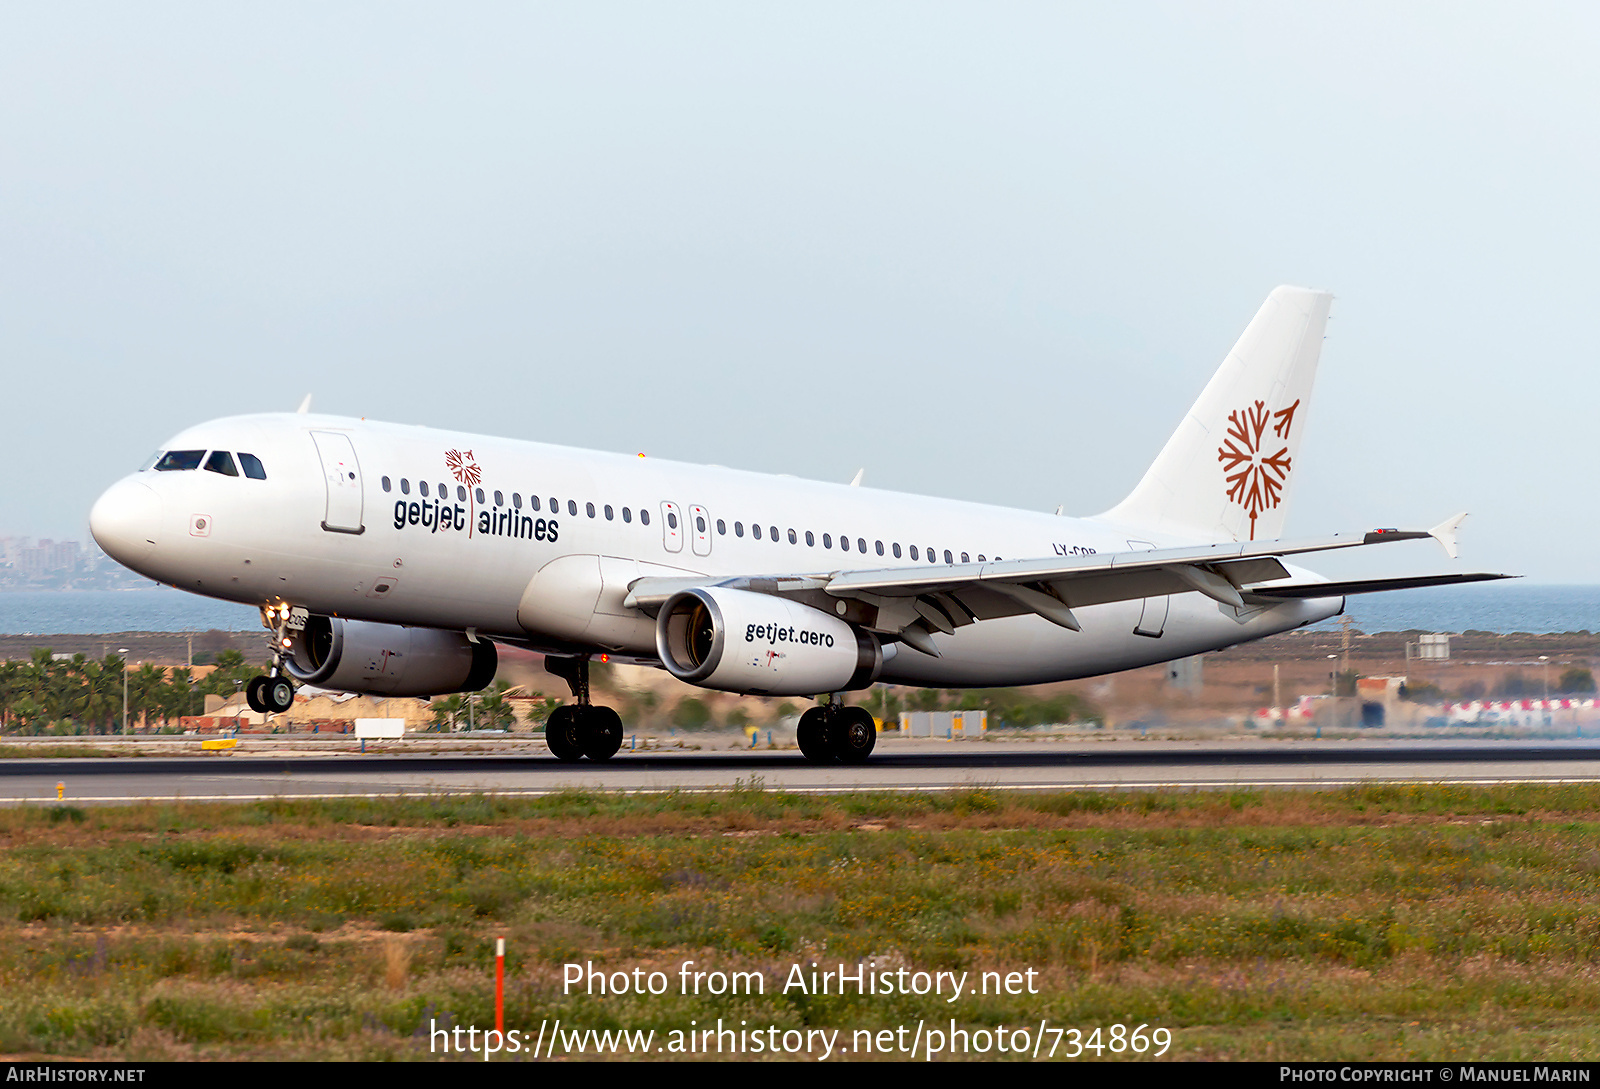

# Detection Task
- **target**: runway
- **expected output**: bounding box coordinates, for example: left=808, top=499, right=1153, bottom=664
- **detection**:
left=5, top=738, right=1600, bottom=804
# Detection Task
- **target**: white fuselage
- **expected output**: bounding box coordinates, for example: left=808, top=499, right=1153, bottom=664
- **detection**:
left=90, top=413, right=1341, bottom=688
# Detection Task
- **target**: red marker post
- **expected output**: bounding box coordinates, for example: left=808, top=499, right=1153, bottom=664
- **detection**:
left=495, top=937, right=505, bottom=1036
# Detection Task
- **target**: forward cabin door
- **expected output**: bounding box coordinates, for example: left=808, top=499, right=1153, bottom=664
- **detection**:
left=311, top=432, right=365, bottom=534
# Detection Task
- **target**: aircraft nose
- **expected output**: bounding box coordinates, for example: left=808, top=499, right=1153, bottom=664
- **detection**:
left=90, top=477, right=161, bottom=569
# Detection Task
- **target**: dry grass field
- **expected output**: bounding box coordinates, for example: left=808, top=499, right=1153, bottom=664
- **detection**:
left=0, top=784, right=1596, bottom=1060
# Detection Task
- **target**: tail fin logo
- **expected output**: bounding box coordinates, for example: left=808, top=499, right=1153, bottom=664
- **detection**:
left=1218, top=399, right=1300, bottom=539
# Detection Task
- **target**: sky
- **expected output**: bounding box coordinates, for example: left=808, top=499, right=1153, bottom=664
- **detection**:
left=2, top=4, right=1596, bottom=582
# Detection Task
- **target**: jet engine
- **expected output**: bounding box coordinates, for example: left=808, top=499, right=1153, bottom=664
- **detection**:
left=283, top=616, right=498, bottom=697
left=655, top=587, right=881, bottom=695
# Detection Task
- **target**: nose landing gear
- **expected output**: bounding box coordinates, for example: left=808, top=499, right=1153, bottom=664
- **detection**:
left=543, top=656, right=624, bottom=762
left=245, top=604, right=299, bottom=715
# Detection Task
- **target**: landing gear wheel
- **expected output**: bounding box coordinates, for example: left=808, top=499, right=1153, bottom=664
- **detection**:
left=796, top=707, right=833, bottom=763
left=245, top=676, right=269, bottom=714
left=580, top=706, right=624, bottom=762
left=545, top=705, right=584, bottom=763
left=832, top=706, right=877, bottom=764
left=265, top=676, right=295, bottom=714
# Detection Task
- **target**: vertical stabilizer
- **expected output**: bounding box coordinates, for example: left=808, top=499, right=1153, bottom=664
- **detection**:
left=1097, top=286, right=1332, bottom=542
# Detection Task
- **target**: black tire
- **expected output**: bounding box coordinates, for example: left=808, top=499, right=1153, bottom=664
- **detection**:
left=545, top=706, right=584, bottom=762
left=245, top=676, right=269, bottom=714
left=796, top=707, right=832, bottom=763
left=832, top=706, right=877, bottom=764
left=266, top=676, right=295, bottom=714
left=580, top=706, right=624, bottom=762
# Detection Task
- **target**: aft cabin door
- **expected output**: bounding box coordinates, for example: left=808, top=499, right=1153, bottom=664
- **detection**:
left=1127, top=539, right=1168, bottom=638
left=311, top=431, right=365, bottom=534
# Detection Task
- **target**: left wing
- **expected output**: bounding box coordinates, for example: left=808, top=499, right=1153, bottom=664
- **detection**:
left=624, top=521, right=1510, bottom=657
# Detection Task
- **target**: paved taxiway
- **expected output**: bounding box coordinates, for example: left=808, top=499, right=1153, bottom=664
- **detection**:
left=3, top=739, right=1600, bottom=803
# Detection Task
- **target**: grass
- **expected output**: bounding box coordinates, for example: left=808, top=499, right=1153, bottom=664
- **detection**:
left=0, top=784, right=1597, bottom=1059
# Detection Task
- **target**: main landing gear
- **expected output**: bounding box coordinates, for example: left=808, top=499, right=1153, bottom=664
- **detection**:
left=245, top=604, right=297, bottom=715
left=796, top=700, right=877, bottom=765
left=543, top=656, right=623, bottom=763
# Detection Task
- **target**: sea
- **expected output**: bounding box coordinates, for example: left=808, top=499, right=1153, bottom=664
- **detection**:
left=1, top=583, right=1597, bottom=636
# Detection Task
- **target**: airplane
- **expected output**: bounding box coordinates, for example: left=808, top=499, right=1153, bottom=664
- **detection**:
left=88, top=286, right=1507, bottom=763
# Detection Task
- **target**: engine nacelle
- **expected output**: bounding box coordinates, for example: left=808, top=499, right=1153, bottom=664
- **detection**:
left=284, top=616, right=498, bottom=697
left=655, top=587, right=881, bottom=695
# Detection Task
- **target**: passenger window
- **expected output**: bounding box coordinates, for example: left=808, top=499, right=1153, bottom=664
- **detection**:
left=513, top=493, right=522, bottom=509
left=154, top=450, right=204, bottom=471
left=476, top=488, right=486, bottom=504
left=787, top=528, right=796, bottom=544
left=587, top=502, right=596, bottom=518
left=944, top=550, right=954, bottom=564
left=494, top=490, right=504, bottom=506
left=977, top=554, right=986, bottom=562
left=699, top=516, right=709, bottom=533
left=400, top=478, right=411, bottom=495
left=961, top=552, right=969, bottom=563
left=768, top=525, right=777, bottom=541
left=531, top=496, right=541, bottom=511
left=928, top=548, right=937, bottom=564
left=858, top=538, right=866, bottom=553
left=753, top=524, right=762, bottom=540
left=204, top=451, right=239, bottom=477
left=458, top=486, right=467, bottom=502
left=641, top=509, right=650, bottom=526
left=549, top=497, right=558, bottom=512
left=568, top=500, right=578, bottom=517
left=382, top=476, right=392, bottom=493
left=717, top=519, right=726, bottom=535
left=840, top=536, right=850, bottom=552
left=893, top=543, right=902, bottom=558
left=910, top=546, right=919, bottom=560
left=623, top=507, right=632, bottom=523
left=735, top=521, right=744, bottom=537
left=823, top=533, right=832, bottom=548
left=605, top=505, right=614, bottom=521
left=421, top=481, right=431, bottom=498
left=668, top=512, right=678, bottom=530
left=805, top=531, right=814, bottom=546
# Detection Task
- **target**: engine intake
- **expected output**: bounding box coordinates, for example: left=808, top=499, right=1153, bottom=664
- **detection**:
left=656, top=587, right=881, bottom=695
left=284, top=616, right=498, bottom=697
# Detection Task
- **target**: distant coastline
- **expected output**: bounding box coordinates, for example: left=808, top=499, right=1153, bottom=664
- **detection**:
left=1, top=582, right=1596, bottom=637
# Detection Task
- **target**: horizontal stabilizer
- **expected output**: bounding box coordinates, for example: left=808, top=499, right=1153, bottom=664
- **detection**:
left=1244, top=572, right=1514, bottom=600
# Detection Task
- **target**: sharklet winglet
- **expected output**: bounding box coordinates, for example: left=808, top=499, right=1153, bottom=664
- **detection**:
left=1429, top=512, right=1468, bottom=560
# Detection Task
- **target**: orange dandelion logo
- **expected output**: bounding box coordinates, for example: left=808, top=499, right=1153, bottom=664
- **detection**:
left=1217, top=399, right=1299, bottom=539
left=445, top=449, right=481, bottom=486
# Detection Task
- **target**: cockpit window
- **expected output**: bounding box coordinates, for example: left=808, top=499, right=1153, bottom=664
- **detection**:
left=204, top=451, right=239, bottom=477
left=154, top=450, right=205, bottom=471
left=238, top=453, right=267, bottom=480
left=140, top=451, right=162, bottom=471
